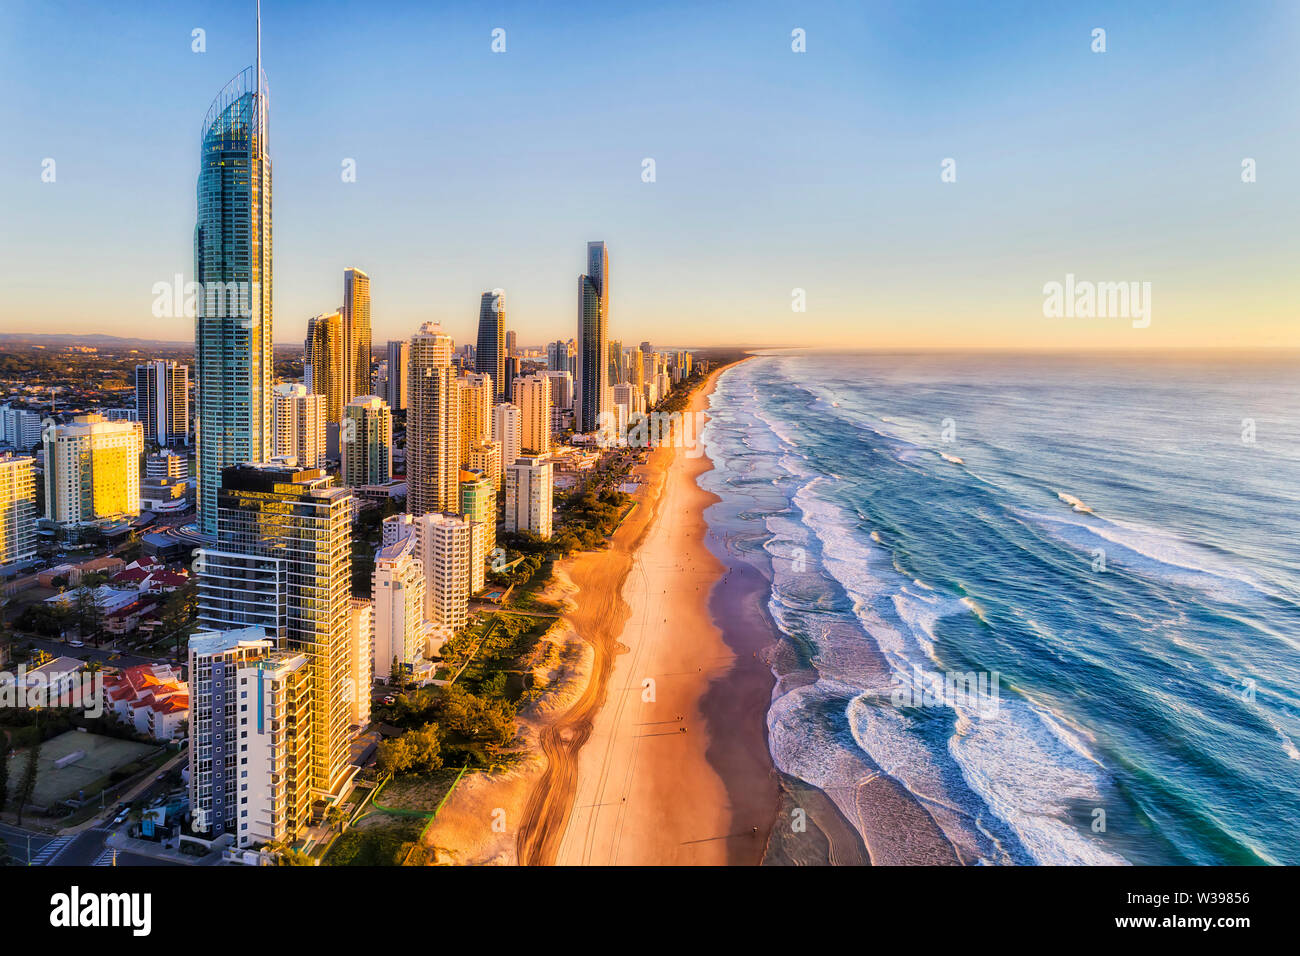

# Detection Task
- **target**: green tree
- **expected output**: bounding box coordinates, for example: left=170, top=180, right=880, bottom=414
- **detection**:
left=14, top=739, right=41, bottom=827
left=159, top=580, right=197, bottom=661
left=375, top=737, right=413, bottom=776
left=406, top=723, right=443, bottom=773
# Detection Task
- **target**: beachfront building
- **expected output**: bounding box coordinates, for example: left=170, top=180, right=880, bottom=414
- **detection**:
left=505, top=454, right=554, bottom=540
left=492, top=402, right=521, bottom=470
left=43, top=414, right=143, bottom=527
left=371, top=531, right=438, bottom=682
left=475, top=290, right=506, bottom=402
left=349, top=598, right=373, bottom=729
left=467, top=439, right=503, bottom=496
left=134, top=360, right=190, bottom=446
left=272, top=383, right=327, bottom=468
left=189, top=626, right=311, bottom=849
left=576, top=241, right=610, bottom=433
left=0, top=454, right=38, bottom=568
left=342, top=268, right=372, bottom=404
left=460, top=467, right=496, bottom=593
left=341, top=395, right=392, bottom=487
left=413, top=512, right=472, bottom=631
left=194, top=462, right=354, bottom=803
left=195, top=59, right=273, bottom=535
left=514, top=373, right=553, bottom=456
left=408, top=322, right=461, bottom=516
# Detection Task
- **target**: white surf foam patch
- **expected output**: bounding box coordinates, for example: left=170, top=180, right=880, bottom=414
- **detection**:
left=791, top=478, right=1127, bottom=865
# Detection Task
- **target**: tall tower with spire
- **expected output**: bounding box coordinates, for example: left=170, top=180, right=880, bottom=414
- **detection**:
left=194, top=1, right=273, bottom=534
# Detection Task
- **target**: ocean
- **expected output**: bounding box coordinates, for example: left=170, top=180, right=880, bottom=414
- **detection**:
left=699, top=352, right=1300, bottom=865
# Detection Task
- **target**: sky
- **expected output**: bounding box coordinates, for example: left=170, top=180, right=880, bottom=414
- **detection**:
left=1, top=0, right=1297, bottom=350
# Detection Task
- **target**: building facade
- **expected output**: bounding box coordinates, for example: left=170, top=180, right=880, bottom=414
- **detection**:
left=408, top=323, right=461, bottom=516
left=134, top=360, right=190, bottom=447
left=505, top=454, right=553, bottom=539
left=195, top=63, right=273, bottom=535
left=43, top=415, right=143, bottom=526
left=272, top=383, right=326, bottom=469
left=341, top=395, right=392, bottom=487
left=575, top=241, right=610, bottom=433
left=305, top=311, right=345, bottom=423
left=0, top=455, right=38, bottom=567
left=475, top=290, right=506, bottom=402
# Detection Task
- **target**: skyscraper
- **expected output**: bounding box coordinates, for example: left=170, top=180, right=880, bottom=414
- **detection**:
left=134, top=360, right=190, bottom=447
left=305, top=310, right=345, bottom=422
left=195, top=462, right=354, bottom=800
left=457, top=372, right=493, bottom=460
left=505, top=329, right=517, bottom=358
left=514, top=373, right=552, bottom=456
left=475, top=290, right=506, bottom=402
left=342, top=268, right=371, bottom=403
left=576, top=241, right=610, bottom=433
left=412, top=512, right=472, bottom=630
left=384, top=339, right=409, bottom=411
left=371, top=531, right=432, bottom=681
left=194, top=16, right=273, bottom=535
left=502, top=356, right=520, bottom=402
left=341, top=395, right=392, bottom=487
left=272, top=382, right=326, bottom=468
left=408, top=322, right=461, bottom=515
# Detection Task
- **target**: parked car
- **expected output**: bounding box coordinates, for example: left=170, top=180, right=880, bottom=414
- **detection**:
left=68, top=640, right=85, bottom=647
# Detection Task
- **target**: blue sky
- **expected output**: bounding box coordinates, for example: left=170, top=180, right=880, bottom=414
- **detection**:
left=1, top=0, right=1297, bottom=349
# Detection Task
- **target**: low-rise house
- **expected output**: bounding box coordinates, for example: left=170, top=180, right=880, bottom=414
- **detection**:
left=102, top=663, right=189, bottom=740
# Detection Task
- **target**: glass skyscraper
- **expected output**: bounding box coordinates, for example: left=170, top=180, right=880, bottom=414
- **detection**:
left=194, top=50, right=273, bottom=534
left=475, top=290, right=506, bottom=402
left=576, top=241, right=610, bottom=433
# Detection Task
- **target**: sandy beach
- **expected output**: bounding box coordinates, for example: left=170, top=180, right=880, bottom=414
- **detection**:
left=515, top=364, right=781, bottom=865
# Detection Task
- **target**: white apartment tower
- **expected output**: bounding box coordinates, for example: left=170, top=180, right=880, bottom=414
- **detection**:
left=505, top=454, right=554, bottom=539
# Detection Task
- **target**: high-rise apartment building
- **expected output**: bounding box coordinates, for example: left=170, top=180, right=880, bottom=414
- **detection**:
left=412, top=513, right=472, bottom=630
left=467, top=439, right=503, bottom=495
left=371, top=530, right=431, bottom=681
left=195, top=463, right=354, bottom=801
left=43, top=414, right=143, bottom=526
left=576, top=241, right=610, bottom=433
left=475, top=290, right=506, bottom=402
left=459, top=467, right=495, bottom=594
left=514, top=373, right=552, bottom=456
left=195, top=52, right=273, bottom=535
left=491, top=402, right=521, bottom=470
left=544, top=370, right=573, bottom=411
left=384, top=339, right=409, bottom=411
left=505, top=329, right=517, bottom=358
left=348, top=598, right=373, bottom=729
left=342, top=268, right=371, bottom=403
left=408, top=323, right=461, bottom=515
left=134, top=360, right=190, bottom=447
left=341, top=395, right=392, bottom=487
left=457, top=373, right=493, bottom=460
left=272, top=383, right=326, bottom=469
left=305, top=311, right=345, bottom=423
left=0, top=406, right=42, bottom=452
left=188, top=626, right=312, bottom=849
left=505, top=455, right=554, bottom=539
left=0, top=455, right=38, bottom=567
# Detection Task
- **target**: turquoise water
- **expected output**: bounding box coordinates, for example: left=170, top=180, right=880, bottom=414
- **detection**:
left=701, top=352, right=1300, bottom=865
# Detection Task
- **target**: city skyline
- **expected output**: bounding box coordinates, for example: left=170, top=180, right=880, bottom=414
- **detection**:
left=4, top=1, right=1299, bottom=351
